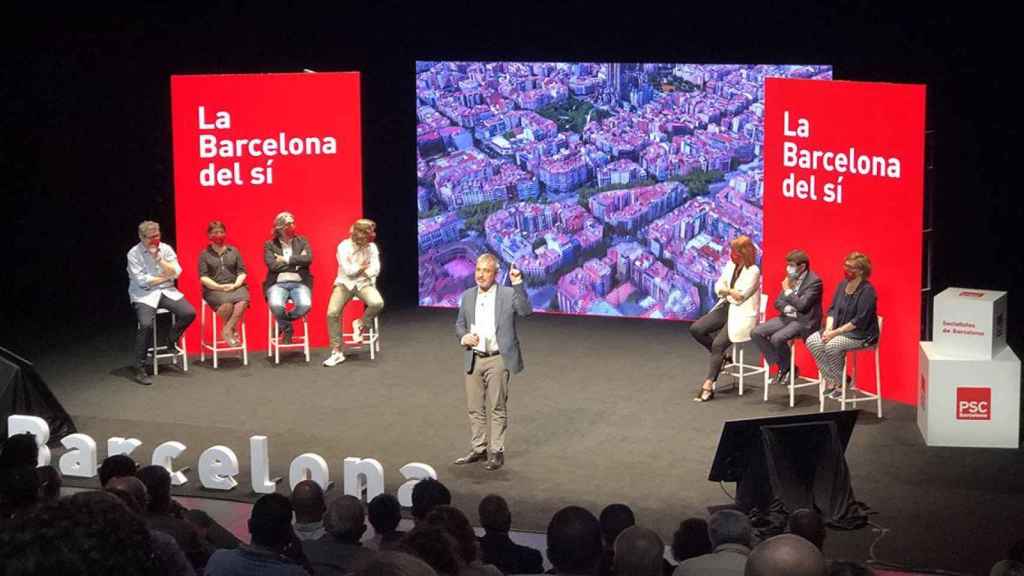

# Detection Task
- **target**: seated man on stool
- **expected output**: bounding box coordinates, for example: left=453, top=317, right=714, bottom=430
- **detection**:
left=127, top=220, right=196, bottom=385
left=751, top=249, right=822, bottom=387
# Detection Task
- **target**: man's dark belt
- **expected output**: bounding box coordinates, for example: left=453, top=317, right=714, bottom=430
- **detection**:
left=473, top=350, right=500, bottom=358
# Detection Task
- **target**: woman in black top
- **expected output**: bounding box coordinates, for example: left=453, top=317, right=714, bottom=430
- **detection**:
left=198, top=221, right=249, bottom=346
left=805, top=252, right=879, bottom=397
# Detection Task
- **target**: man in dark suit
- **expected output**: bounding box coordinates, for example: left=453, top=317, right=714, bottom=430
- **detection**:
left=478, top=494, right=544, bottom=574
left=751, top=249, right=823, bottom=386
left=454, top=253, right=533, bottom=471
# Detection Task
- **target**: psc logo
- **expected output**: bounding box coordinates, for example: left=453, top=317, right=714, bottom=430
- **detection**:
left=956, top=387, right=991, bottom=420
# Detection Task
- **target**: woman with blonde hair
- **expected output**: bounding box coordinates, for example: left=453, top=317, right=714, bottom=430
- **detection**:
left=323, top=219, right=383, bottom=367
left=689, top=236, right=761, bottom=402
left=805, top=251, right=879, bottom=397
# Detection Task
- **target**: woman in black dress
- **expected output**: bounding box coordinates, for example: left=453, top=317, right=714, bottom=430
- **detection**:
left=198, top=221, right=250, bottom=346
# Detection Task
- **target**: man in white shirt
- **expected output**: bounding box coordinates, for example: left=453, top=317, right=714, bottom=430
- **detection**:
left=323, top=219, right=383, bottom=367
left=453, top=253, right=532, bottom=471
left=126, top=221, right=195, bottom=385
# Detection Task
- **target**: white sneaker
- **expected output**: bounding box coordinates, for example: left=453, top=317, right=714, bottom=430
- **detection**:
left=351, top=319, right=364, bottom=343
left=322, top=351, right=346, bottom=367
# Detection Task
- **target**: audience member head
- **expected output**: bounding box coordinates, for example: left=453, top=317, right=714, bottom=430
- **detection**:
left=613, top=525, right=665, bottom=576
left=827, top=561, right=875, bottom=576
left=400, top=525, right=462, bottom=576
left=788, top=509, right=826, bottom=550
left=547, top=505, right=603, bottom=575
left=36, top=465, right=62, bottom=503
left=745, top=534, right=826, bottom=576
left=478, top=493, right=512, bottom=533
left=599, top=503, right=637, bottom=547
left=184, top=509, right=215, bottom=541
left=0, top=490, right=157, bottom=575
left=672, top=517, right=712, bottom=562
left=1010, top=539, right=1024, bottom=563
left=136, top=465, right=172, bottom=514
left=369, top=493, right=403, bottom=535
left=249, top=493, right=296, bottom=551
left=99, top=454, right=139, bottom=486
left=0, top=432, right=39, bottom=469
left=324, top=494, right=368, bottom=543
left=425, top=505, right=479, bottom=564
left=709, top=509, right=753, bottom=549
left=0, top=466, right=41, bottom=518
left=354, top=551, right=439, bottom=576
left=411, top=478, right=451, bottom=522
left=105, top=475, right=148, bottom=514
left=291, top=479, right=326, bottom=524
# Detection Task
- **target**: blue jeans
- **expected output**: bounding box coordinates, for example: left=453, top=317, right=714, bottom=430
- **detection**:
left=267, top=282, right=311, bottom=330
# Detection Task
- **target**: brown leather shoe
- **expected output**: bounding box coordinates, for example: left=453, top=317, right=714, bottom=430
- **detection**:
left=453, top=451, right=487, bottom=465
left=484, top=451, right=504, bottom=471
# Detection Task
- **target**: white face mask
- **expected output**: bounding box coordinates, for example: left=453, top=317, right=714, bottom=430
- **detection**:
left=786, top=265, right=800, bottom=279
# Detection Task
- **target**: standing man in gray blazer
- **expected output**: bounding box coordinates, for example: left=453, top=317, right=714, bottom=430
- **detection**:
left=454, top=253, right=533, bottom=471
left=751, top=249, right=823, bottom=386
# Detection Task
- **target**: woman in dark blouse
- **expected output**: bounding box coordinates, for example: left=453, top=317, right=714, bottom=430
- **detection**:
left=805, top=251, right=879, bottom=397
left=198, top=221, right=249, bottom=346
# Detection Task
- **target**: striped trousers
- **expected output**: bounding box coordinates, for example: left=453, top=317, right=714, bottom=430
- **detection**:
left=805, top=330, right=870, bottom=387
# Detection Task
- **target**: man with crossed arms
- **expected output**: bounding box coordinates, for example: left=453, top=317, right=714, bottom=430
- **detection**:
left=454, top=253, right=532, bottom=471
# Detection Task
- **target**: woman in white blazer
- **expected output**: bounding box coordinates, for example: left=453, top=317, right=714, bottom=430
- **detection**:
left=689, top=236, right=761, bottom=402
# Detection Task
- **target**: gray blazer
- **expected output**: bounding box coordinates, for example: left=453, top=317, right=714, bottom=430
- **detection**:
left=774, top=269, right=824, bottom=338
left=456, top=283, right=533, bottom=374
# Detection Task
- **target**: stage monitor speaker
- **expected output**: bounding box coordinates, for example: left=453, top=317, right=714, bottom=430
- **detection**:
left=0, top=346, right=76, bottom=441
left=709, top=410, right=869, bottom=531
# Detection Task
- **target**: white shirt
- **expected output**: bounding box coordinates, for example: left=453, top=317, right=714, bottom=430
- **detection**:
left=473, top=285, right=498, bottom=354
left=335, top=239, right=381, bottom=290
left=782, top=270, right=807, bottom=318
left=126, top=242, right=184, bottom=308
left=276, top=241, right=302, bottom=283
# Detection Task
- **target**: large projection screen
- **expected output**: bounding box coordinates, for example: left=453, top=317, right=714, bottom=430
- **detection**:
left=417, top=62, right=831, bottom=320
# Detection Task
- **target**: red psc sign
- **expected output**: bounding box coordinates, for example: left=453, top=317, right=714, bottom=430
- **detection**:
left=956, top=387, right=991, bottom=420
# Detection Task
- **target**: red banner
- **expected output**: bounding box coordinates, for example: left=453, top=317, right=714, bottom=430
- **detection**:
left=764, top=78, right=926, bottom=404
left=172, top=72, right=363, bottom=352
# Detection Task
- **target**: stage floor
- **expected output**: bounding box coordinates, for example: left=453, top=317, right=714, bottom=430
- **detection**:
left=27, top=307, right=1024, bottom=574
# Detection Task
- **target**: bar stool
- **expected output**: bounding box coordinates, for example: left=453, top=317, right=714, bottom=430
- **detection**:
left=719, top=297, right=769, bottom=396
left=143, top=308, right=188, bottom=375
left=783, top=338, right=821, bottom=407
left=340, top=295, right=381, bottom=360
left=200, top=300, right=248, bottom=368
left=267, top=300, right=310, bottom=364
left=824, top=316, right=884, bottom=417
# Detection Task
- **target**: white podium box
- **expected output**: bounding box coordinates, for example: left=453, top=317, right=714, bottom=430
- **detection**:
left=932, top=287, right=1007, bottom=359
left=917, top=342, right=1020, bottom=448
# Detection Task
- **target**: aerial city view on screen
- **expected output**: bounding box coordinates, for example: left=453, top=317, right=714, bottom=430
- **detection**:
left=417, top=62, right=831, bottom=319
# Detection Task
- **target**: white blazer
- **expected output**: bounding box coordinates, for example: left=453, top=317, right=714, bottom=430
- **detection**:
left=714, top=262, right=761, bottom=342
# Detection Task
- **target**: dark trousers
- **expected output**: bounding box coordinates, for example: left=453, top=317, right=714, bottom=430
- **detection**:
left=689, top=304, right=731, bottom=381
left=134, top=295, right=196, bottom=368
left=751, top=316, right=805, bottom=370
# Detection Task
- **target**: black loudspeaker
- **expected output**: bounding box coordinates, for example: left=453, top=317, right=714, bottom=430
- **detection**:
left=709, top=410, right=869, bottom=531
left=0, top=346, right=76, bottom=441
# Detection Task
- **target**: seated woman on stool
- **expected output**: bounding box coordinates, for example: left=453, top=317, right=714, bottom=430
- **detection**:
left=198, top=220, right=249, bottom=347
left=805, top=251, right=879, bottom=398
left=323, top=219, right=383, bottom=367
left=263, top=212, right=313, bottom=343
left=689, top=236, right=761, bottom=402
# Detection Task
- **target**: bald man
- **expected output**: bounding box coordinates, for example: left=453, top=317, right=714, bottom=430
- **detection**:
left=105, top=476, right=197, bottom=576
left=291, top=479, right=326, bottom=541
left=745, top=534, right=826, bottom=576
